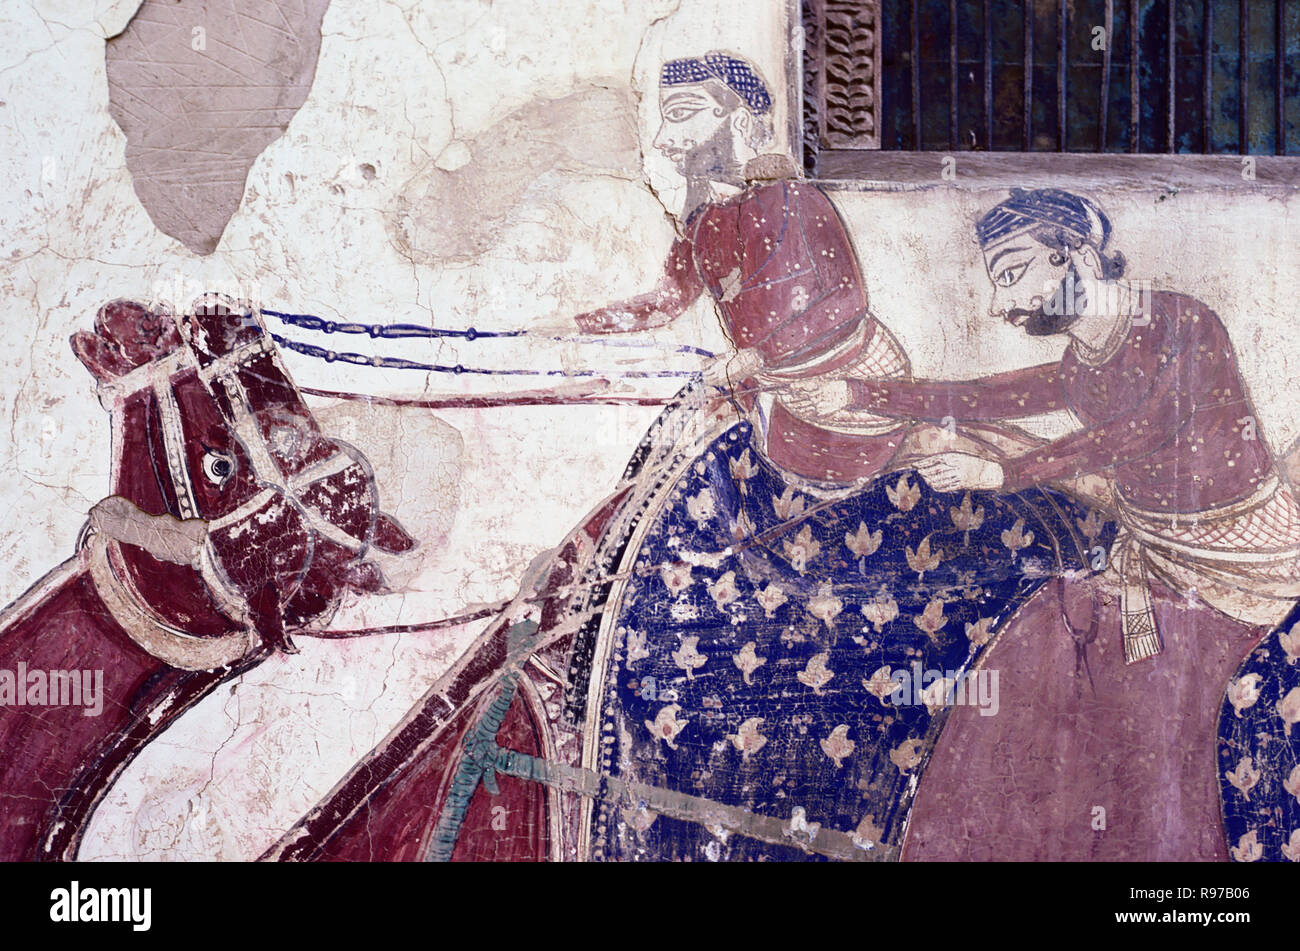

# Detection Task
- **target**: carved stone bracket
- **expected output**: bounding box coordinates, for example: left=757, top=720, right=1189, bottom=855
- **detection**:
left=803, top=0, right=881, bottom=172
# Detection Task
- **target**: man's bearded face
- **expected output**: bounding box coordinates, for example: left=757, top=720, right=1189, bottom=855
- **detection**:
left=653, top=82, right=743, bottom=183
left=1019, top=262, right=1085, bottom=336
left=983, top=235, right=1086, bottom=337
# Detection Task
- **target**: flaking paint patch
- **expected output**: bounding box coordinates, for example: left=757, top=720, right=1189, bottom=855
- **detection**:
left=390, top=86, right=642, bottom=264
left=106, top=0, right=331, bottom=254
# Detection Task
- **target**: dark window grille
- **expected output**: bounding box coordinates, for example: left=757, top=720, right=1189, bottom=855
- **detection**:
left=802, top=0, right=1299, bottom=172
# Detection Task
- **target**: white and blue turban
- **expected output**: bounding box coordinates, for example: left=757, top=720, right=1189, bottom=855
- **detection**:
left=660, top=51, right=772, bottom=116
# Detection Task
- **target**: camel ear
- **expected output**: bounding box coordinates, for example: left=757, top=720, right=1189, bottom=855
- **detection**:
left=71, top=331, right=132, bottom=383
left=372, top=511, right=417, bottom=554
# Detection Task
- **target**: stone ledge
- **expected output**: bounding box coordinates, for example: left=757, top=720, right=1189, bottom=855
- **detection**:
left=813, top=151, right=1300, bottom=193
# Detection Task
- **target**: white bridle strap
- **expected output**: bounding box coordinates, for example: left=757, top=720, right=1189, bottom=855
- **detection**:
left=95, top=346, right=194, bottom=410
left=288, top=451, right=358, bottom=492
left=288, top=451, right=373, bottom=554
left=216, top=364, right=373, bottom=554
left=152, top=363, right=200, bottom=519
left=86, top=533, right=258, bottom=671
left=93, top=333, right=273, bottom=407
left=196, top=333, right=275, bottom=384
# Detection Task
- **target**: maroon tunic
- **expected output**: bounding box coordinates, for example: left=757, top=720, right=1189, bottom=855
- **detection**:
left=671, top=181, right=871, bottom=370
left=663, top=180, right=907, bottom=481
left=847, top=291, right=1270, bottom=510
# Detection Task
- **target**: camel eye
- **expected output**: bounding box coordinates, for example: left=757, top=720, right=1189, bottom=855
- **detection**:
left=202, top=449, right=235, bottom=487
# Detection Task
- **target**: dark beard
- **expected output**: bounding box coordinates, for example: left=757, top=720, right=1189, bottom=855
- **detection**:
left=1014, top=263, right=1085, bottom=336
left=680, top=121, right=743, bottom=218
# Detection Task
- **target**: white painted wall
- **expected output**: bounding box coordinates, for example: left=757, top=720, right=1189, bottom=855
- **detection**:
left=1, top=0, right=1295, bottom=858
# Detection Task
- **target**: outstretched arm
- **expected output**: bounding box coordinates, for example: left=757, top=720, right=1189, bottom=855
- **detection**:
left=845, top=362, right=1068, bottom=422
left=917, top=351, right=1193, bottom=492
left=771, top=360, right=1066, bottom=423
left=997, top=362, right=1191, bottom=489
left=575, top=238, right=704, bottom=334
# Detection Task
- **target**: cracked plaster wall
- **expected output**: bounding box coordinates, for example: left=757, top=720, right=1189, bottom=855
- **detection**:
left=1, top=0, right=1297, bottom=860
left=1, top=0, right=791, bottom=860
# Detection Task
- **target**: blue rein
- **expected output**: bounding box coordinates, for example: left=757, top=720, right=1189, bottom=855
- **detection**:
left=263, top=308, right=713, bottom=378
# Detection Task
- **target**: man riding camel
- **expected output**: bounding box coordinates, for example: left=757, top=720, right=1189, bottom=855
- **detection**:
left=576, top=49, right=911, bottom=484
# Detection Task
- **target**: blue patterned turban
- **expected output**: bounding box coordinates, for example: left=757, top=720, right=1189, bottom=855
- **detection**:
left=977, top=188, right=1108, bottom=247
left=660, top=51, right=772, bottom=116
left=977, top=187, right=1126, bottom=278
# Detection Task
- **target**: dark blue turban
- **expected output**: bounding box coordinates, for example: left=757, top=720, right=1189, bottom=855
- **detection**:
left=660, top=51, right=772, bottom=116
left=977, top=187, right=1126, bottom=278
left=976, top=188, right=1109, bottom=248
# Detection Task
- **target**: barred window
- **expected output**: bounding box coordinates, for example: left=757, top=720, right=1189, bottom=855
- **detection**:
left=802, top=0, right=1299, bottom=174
